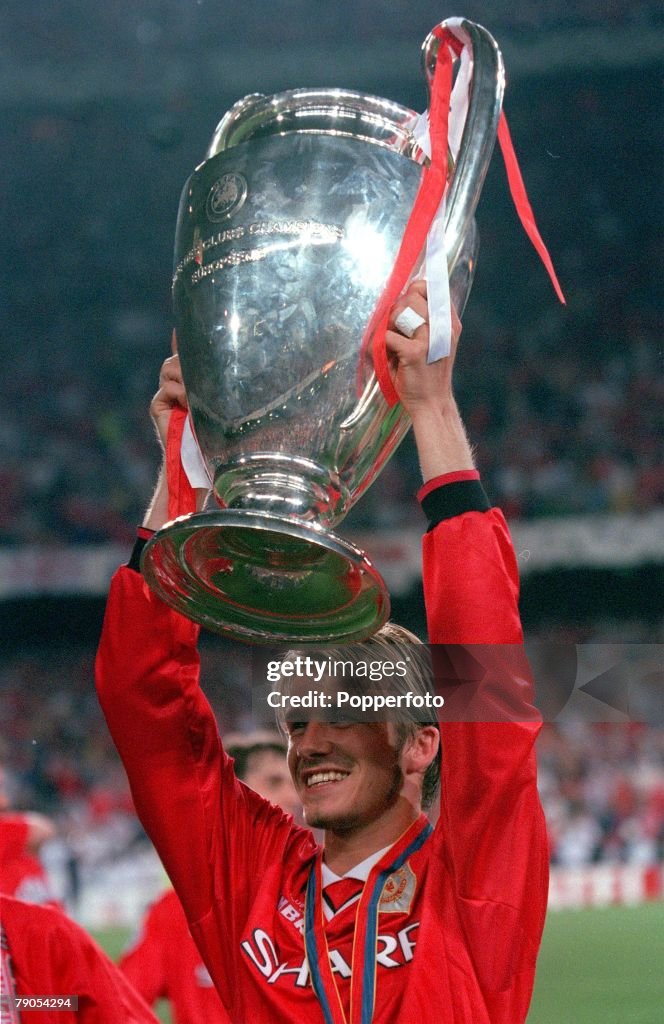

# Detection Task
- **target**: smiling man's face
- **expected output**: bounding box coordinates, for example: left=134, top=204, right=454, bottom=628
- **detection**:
left=286, top=718, right=403, bottom=833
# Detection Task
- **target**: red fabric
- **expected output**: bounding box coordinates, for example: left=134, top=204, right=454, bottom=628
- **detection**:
left=369, top=28, right=458, bottom=407
left=0, top=816, right=29, bottom=862
left=96, top=506, right=548, bottom=1024
left=369, top=45, right=564, bottom=406
left=1, top=922, right=20, bottom=1024
left=644, top=866, right=662, bottom=901
left=497, top=112, right=566, bottom=305
left=166, top=408, right=196, bottom=521
left=0, top=895, right=159, bottom=1023
left=323, top=878, right=364, bottom=913
left=417, top=469, right=480, bottom=501
left=119, top=889, right=229, bottom=1024
left=0, top=816, right=56, bottom=907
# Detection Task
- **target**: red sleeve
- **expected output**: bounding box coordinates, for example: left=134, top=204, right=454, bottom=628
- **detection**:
left=118, top=895, right=170, bottom=1007
left=64, top=921, right=160, bottom=1024
left=4, top=897, right=159, bottom=1024
left=423, top=509, right=549, bottom=1024
left=95, top=568, right=315, bottom=1000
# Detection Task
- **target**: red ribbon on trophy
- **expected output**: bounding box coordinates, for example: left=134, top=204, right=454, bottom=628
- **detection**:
left=370, top=24, right=565, bottom=408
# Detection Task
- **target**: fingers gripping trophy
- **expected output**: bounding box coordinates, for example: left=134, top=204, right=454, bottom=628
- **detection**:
left=140, top=19, right=505, bottom=643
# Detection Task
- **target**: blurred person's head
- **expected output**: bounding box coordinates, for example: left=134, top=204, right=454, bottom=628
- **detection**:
left=0, top=763, right=56, bottom=849
left=224, top=730, right=300, bottom=819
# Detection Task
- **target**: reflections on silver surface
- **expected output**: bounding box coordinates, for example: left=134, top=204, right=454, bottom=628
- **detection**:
left=142, top=20, right=505, bottom=641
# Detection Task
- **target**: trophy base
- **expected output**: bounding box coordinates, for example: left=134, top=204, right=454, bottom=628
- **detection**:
left=140, top=510, right=390, bottom=644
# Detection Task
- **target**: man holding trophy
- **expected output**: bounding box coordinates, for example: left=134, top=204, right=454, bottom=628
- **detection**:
left=97, top=18, right=560, bottom=1023
left=97, top=278, right=548, bottom=1024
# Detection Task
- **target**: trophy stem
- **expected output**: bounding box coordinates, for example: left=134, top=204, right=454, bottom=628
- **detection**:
left=213, top=453, right=346, bottom=528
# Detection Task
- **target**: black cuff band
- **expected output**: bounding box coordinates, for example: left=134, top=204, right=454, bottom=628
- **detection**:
left=421, top=480, right=491, bottom=531
left=127, top=532, right=153, bottom=573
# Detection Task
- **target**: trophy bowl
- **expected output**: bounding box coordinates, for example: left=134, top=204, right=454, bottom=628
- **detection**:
left=141, top=20, right=503, bottom=643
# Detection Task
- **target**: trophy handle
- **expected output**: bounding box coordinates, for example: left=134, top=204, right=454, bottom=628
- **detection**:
left=422, top=19, right=504, bottom=275
left=449, top=217, right=480, bottom=318
left=341, top=26, right=497, bottom=459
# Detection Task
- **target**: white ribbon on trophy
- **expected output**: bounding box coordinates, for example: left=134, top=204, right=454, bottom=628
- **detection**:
left=408, top=18, right=473, bottom=364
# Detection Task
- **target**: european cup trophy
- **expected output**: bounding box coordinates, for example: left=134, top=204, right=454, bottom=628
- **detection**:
left=141, top=19, right=504, bottom=643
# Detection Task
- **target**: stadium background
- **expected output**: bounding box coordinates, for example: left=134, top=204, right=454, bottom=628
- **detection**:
left=1, top=2, right=662, bottom=1021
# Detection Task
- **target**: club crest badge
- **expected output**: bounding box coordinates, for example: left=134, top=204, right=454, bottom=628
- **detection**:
left=379, top=863, right=416, bottom=914
left=206, top=172, right=248, bottom=222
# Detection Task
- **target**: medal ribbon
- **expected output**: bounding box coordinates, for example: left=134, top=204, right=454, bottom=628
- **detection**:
left=304, top=815, right=433, bottom=1024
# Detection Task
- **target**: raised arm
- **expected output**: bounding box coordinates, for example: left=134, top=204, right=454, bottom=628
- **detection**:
left=385, top=279, right=475, bottom=481
left=95, top=350, right=314, bottom=1001
left=386, top=283, right=548, bottom=1023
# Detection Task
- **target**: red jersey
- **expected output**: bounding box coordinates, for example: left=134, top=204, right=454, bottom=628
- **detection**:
left=0, top=815, right=56, bottom=906
left=119, top=888, right=229, bottom=1024
left=96, top=505, right=548, bottom=1024
left=0, top=895, right=159, bottom=1023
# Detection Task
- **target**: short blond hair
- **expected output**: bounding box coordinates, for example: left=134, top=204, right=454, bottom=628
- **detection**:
left=276, top=622, right=441, bottom=808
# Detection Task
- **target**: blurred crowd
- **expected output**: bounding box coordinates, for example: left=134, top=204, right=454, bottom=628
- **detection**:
left=0, top=641, right=251, bottom=907
left=539, top=723, right=664, bottom=867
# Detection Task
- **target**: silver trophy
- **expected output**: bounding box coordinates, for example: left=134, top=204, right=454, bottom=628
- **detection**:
left=141, top=19, right=504, bottom=643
